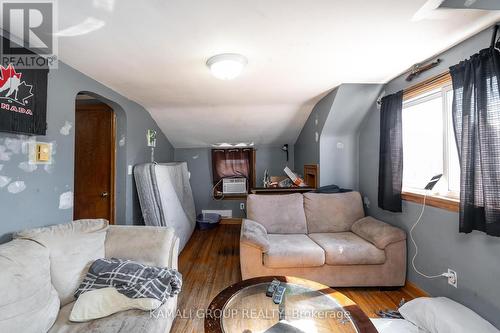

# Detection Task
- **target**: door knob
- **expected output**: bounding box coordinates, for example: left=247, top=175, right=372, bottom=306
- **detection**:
left=101, top=192, right=109, bottom=198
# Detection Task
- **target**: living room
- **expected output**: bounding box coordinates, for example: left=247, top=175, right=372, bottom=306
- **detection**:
left=1, top=1, right=500, bottom=333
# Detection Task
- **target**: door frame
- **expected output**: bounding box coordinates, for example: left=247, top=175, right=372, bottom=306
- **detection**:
left=74, top=102, right=117, bottom=225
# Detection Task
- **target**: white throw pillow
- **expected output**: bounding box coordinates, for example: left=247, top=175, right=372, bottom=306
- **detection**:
left=70, top=287, right=162, bottom=322
left=15, top=219, right=109, bottom=306
left=399, top=297, right=499, bottom=333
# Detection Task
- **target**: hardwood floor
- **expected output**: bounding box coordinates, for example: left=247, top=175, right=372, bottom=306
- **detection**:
left=171, top=224, right=424, bottom=332
left=171, top=224, right=242, bottom=333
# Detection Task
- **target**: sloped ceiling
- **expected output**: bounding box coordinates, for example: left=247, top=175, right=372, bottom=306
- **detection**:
left=49, top=0, right=500, bottom=148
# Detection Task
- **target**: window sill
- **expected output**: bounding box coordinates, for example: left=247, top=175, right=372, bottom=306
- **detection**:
left=222, top=194, right=247, bottom=200
left=401, top=191, right=459, bottom=212
left=213, top=193, right=247, bottom=201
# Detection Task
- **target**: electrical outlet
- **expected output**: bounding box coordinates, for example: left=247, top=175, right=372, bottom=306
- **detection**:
left=240, top=203, right=245, bottom=210
left=447, top=269, right=458, bottom=288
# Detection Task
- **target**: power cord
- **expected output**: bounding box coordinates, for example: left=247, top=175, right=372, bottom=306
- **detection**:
left=211, top=179, right=224, bottom=201
left=409, top=190, right=453, bottom=280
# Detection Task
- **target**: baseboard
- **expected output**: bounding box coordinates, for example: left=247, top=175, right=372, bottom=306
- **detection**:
left=404, top=280, right=429, bottom=298
left=220, top=218, right=242, bottom=225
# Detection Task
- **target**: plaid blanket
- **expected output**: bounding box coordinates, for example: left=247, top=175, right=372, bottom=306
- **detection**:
left=74, top=258, right=182, bottom=303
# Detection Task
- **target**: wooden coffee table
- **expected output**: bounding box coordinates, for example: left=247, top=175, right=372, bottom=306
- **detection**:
left=205, top=276, right=378, bottom=333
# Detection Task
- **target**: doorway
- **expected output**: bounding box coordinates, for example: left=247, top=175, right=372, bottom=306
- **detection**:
left=74, top=96, right=116, bottom=224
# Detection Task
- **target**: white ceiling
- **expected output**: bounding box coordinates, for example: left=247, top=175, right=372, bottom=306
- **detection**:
left=54, top=0, right=500, bottom=148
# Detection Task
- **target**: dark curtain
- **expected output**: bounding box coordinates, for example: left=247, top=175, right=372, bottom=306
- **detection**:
left=449, top=45, right=500, bottom=236
left=211, top=148, right=254, bottom=189
left=378, top=90, right=404, bottom=212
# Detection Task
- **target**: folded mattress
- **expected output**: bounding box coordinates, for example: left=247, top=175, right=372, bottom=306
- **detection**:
left=134, top=162, right=196, bottom=252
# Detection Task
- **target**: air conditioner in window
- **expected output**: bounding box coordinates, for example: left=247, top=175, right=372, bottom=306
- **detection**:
left=222, top=178, right=247, bottom=194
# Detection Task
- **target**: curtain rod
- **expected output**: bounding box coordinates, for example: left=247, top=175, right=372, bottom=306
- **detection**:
left=380, top=23, right=500, bottom=107
left=378, top=71, right=451, bottom=107
left=403, top=71, right=451, bottom=100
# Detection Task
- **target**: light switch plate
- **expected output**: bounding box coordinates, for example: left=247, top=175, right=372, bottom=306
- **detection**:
left=36, top=143, right=51, bottom=162
left=29, top=142, right=52, bottom=164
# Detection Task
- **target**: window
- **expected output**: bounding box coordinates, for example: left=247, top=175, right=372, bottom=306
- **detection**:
left=211, top=148, right=256, bottom=198
left=402, top=74, right=460, bottom=208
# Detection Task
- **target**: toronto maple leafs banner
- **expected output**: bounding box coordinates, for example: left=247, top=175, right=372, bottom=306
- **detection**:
left=0, top=36, right=49, bottom=135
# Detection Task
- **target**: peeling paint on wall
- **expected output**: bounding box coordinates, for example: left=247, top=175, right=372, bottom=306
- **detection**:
left=49, top=141, right=57, bottom=154
left=192, top=155, right=199, bottom=160
left=44, top=164, right=54, bottom=173
left=0, top=175, right=10, bottom=188
left=7, top=181, right=26, bottom=194
left=4, top=137, right=24, bottom=154
left=19, top=161, right=37, bottom=173
left=21, top=137, right=37, bottom=155
left=58, top=191, right=73, bottom=209
left=60, top=121, right=73, bottom=136
left=0, top=145, right=12, bottom=161
left=0, top=164, right=3, bottom=171
left=119, top=135, right=126, bottom=147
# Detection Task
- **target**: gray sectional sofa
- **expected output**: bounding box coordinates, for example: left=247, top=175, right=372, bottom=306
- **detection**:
left=240, top=192, right=407, bottom=287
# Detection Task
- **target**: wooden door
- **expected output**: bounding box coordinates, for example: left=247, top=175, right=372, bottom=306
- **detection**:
left=74, top=103, right=116, bottom=224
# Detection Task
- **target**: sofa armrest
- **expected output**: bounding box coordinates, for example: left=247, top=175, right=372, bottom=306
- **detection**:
left=105, top=225, right=179, bottom=269
left=351, top=217, right=406, bottom=249
left=241, top=219, right=270, bottom=252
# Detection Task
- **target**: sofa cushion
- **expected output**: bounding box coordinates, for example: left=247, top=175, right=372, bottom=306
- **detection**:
left=48, top=296, right=177, bottom=333
left=309, top=232, right=386, bottom=265
left=240, top=219, right=270, bottom=252
left=264, top=234, right=325, bottom=268
left=351, top=217, right=406, bottom=249
left=247, top=194, right=307, bottom=234
left=105, top=225, right=178, bottom=268
left=15, top=219, right=109, bottom=306
left=304, top=192, right=365, bottom=233
left=0, top=239, right=60, bottom=333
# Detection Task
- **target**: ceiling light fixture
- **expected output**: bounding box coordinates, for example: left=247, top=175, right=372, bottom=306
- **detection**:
left=206, top=53, right=247, bottom=80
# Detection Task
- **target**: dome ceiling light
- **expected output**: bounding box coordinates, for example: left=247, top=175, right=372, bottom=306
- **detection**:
left=206, top=53, right=248, bottom=80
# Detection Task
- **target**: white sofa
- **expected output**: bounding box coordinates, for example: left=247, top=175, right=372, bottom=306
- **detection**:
left=0, top=219, right=179, bottom=333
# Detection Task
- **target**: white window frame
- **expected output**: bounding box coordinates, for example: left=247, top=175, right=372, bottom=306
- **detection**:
left=402, top=83, right=459, bottom=200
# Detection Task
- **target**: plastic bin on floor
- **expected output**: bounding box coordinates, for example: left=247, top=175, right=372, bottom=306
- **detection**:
left=196, top=213, right=221, bottom=230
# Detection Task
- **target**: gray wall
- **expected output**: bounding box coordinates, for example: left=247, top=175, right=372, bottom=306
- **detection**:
left=295, top=84, right=382, bottom=189
left=358, top=26, right=500, bottom=327
left=174, top=145, right=294, bottom=218
left=320, top=84, right=383, bottom=189
left=294, top=89, right=337, bottom=172
left=441, top=0, right=500, bottom=10
left=0, top=61, right=174, bottom=243
left=255, top=145, right=294, bottom=185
